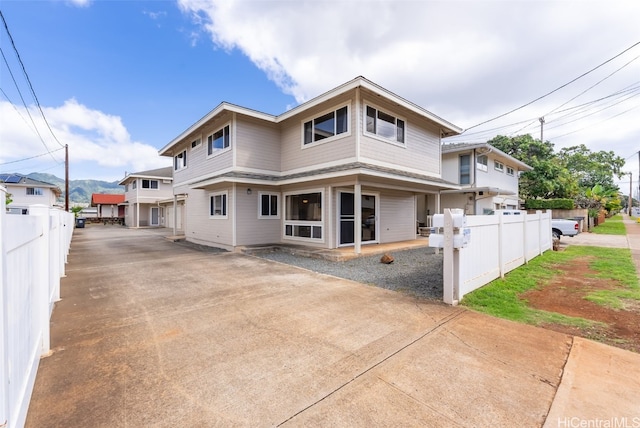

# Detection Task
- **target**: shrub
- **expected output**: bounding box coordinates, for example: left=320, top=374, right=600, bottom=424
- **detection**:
left=524, top=198, right=575, bottom=210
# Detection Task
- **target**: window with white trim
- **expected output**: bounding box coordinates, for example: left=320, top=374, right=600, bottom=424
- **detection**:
left=506, top=166, right=514, bottom=176
left=209, top=192, right=228, bottom=218
left=191, top=138, right=201, bottom=149
left=477, top=155, right=488, bottom=172
left=259, top=192, right=279, bottom=218
left=494, top=160, right=504, bottom=172
left=142, top=179, right=158, bottom=189
left=284, top=191, right=323, bottom=240
left=132, top=180, right=137, bottom=190
left=365, top=105, right=405, bottom=144
left=26, top=187, right=43, bottom=196
left=208, top=125, right=230, bottom=156
left=459, top=155, right=471, bottom=185
left=174, top=150, right=187, bottom=171
left=303, top=106, right=348, bottom=145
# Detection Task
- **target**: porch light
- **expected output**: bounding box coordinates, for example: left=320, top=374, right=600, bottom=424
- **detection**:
left=247, top=188, right=252, bottom=195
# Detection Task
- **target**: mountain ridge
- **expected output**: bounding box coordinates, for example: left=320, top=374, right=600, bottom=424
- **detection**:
left=26, top=173, right=124, bottom=204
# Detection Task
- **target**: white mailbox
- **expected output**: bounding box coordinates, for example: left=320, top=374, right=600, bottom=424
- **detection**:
left=432, top=209, right=466, bottom=228
left=428, top=233, right=444, bottom=248
left=453, top=228, right=471, bottom=248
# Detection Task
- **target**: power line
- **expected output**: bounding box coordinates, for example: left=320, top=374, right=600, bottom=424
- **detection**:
left=0, top=50, right=59, bottom=163
left=0, top=9, right=65, bottom=149
left=462, top=40, right=640, bottom=132
left=0, top=146, right=65, bottom=166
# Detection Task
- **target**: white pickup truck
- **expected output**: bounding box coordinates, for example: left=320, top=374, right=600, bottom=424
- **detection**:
left=489, top=210, right=579, bottom=240
left=551, top=218, right=579, bottom=239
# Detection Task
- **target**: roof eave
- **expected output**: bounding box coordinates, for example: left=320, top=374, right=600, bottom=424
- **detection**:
left=159, top=102, right=277, bottom=156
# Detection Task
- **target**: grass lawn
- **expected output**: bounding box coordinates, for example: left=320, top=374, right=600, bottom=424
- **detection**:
left=591, top=214, right=626, bottom=235
left=461, top=245, right=640, bottom=326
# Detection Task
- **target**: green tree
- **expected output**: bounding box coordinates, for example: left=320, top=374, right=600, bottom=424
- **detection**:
left=557, top=144, right=625, bottom=191
left=71, top=206, right=83, bottom=218
left=488, top=134, right=579, bottom=199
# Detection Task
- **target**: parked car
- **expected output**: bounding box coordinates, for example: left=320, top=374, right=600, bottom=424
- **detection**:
left=487, top=210, right=579, bottom=240
left=551, top=218, right=579, bottom=240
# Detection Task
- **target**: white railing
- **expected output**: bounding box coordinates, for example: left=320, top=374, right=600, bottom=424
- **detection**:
left=0, top=186, right=74, bottom=428
left=441, top=209, right=552, bottom=304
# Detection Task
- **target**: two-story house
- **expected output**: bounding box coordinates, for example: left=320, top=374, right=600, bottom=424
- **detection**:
left=440, top=143, right=532, bottom=214
left=118, top=167, right=173, bottom=227
left=158, top=77, right=465, bottom=253
left=0, top=173, right=62, bottom=214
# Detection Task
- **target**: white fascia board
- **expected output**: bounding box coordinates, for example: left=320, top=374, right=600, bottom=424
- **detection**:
left=159, top=102, right=277, bottom=156
left=276, top=76, right=463, bottom=136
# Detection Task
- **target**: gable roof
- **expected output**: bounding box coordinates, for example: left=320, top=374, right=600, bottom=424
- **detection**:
left=0, top=173, right=62, bottom=195
left=91, top=193, right=125, bottom=206
left=159, top=76, right=463, bottom=156
left=118, top=166, right=173, bottom=185
left=441, top=143, right=532, bottom=171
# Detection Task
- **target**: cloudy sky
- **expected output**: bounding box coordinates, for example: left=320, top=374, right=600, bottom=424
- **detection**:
left=1, top=0, right=639, bottom=191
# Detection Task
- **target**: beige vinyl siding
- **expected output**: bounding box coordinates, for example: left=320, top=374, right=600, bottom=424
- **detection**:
left=378, top=189, right=416, bottom=243
left=441, top=155, right=461, bottom=184
left=235, top=116, right=281, bottom=171
left=359, top=97, right=440, bottom=174
left=184, top=187, right=234, bottom=250
left=171, top=118, right=235, bottom=186
left=235, top=187, right=282, bottom=245
left=280, top=93, right=357, bottom=172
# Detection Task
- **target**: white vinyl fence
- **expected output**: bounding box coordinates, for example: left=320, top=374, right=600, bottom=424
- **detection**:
left=440, top=209, right=552, bottom=304
left=0, top=186, right=74, bottom=428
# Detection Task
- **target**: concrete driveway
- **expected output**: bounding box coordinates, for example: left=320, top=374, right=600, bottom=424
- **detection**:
left=26, top=226, right=640, bottom=427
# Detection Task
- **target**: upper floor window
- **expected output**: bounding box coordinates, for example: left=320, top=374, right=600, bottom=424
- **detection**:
left=174, top=150, right=187, bottom=171
left=459, top=155, right=471, bottom=185
left=191, top=138, right=201, bottom=149
left=208, top=125, right=230, bottom=156
left=142, top=179, right=158, bottom=189
left=26, top=187, right=43, bottom=196
left=477, top=155, right=488, bottom=172
left=259, top=193, right=279, bottom=218
left=506, top=166, right=514, bottom=176
left=132, top=180, right=137, bottom=190
left=365, top=106, right=405, bottom=144
left=209, top=192, right=228, bottom=218
left=303, top=106, right=348, bottom=145
left=494, top=160, right=504, bottom=172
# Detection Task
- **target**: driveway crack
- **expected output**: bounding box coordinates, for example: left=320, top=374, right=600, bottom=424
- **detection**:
left=276, top=308, right=467, bottom=426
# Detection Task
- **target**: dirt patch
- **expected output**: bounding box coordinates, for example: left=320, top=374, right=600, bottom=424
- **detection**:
left=521, top=256, right=640, bottom=353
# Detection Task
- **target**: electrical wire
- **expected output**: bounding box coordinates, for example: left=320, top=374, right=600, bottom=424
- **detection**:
left=462, top=40, right=640, bottom=132
left=0, top=9, right=65, bottom=149
left=0, top=49, right=59, bottom=163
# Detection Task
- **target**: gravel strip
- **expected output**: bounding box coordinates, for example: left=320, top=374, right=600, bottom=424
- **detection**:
left=255, top=247, right=443, bottom=300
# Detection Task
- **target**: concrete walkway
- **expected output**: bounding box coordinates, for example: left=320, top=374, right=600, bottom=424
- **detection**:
left=25, top=224, right=640, bottom=427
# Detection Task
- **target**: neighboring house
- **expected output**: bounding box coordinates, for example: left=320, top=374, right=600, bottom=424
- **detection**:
left=158, top=76, right=465, bottom=252
left=118, top=167, right=173, bottom=227
left=90, top=193, right=125, bottom=221
left=440, top=143, right=532, bottom=214
left=0, top=173, right=62, bottom=214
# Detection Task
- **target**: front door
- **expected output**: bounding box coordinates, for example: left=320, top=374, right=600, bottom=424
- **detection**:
left=339, top=192, right=377, bottom=245
left=150, top=207, right=160, bottom=226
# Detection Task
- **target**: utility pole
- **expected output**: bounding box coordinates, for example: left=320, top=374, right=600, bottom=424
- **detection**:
left=539, top=117, right=545, bottom=142
left=65, top=144, right=69, bottom=212
left=630, top=172, right=633, bottom=215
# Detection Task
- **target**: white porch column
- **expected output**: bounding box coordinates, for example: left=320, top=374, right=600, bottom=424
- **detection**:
left=173, top=194, right=177, bottom=235
left=354, top=181, right=362, bottom=255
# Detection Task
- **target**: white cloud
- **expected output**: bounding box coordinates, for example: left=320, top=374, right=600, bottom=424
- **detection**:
left=66, top=0, right=91, bottom=7
left=0, top=99, right=170, bottom=181
left=177, top=0, right=640, bottom=173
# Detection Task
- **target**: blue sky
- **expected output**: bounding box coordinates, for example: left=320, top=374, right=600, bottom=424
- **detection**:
left=1, top=0, right=639, bottom=191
